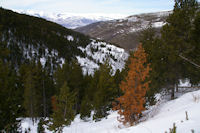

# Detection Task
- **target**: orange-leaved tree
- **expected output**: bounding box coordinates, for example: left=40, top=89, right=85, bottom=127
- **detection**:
left=114, top=44, right=151, bottom=126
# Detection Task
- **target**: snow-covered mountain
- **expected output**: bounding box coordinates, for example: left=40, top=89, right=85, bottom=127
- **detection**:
left=76, top=11, right=172, bottom=50
left=17, top=10, right=126, bottom=29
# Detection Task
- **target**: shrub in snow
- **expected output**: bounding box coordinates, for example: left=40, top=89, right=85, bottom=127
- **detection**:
left=168, top=123, right=177, bottom=133
left=192, top=94, right=200, bottom=103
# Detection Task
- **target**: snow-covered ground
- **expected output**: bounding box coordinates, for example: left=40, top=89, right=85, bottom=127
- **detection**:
left=21, top=89, right=200, bottom=133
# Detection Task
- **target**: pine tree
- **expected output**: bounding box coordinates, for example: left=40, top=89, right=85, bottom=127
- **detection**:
left=54, top=60, right=84, bottom=113
left=161, top=0, right=199, bottom=99
left=114, top=44, right=151, bottom=125
left=0, top=35, right=23, bottom=132
left=23, top=65, right=38, bottom=123
left=114, top=69, right=124, bottom=97
left=0, top=60, right=23, bottom=132
left=186, top=11, right=200, bottom=85
left=80, top=95, right=92, bottom=120
left=22, top=60, right=55, bottom=121
left=79, top=74, right=93, bottom=120
left=139, top=24, right=166, bottom=105
left=49, top=82, right=76, bottom=132
left=92, top=62, right=117, bottom=121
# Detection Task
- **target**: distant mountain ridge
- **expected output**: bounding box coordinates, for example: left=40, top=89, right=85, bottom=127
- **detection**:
left=76, top=11, right=172, bottom=50
left=17, top=10, right=127, bottom=29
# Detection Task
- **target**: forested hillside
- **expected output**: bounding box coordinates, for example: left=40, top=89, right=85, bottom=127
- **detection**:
left=0, top=8, right=90, bottom=69
left=0, top=8, right=128, bottom=132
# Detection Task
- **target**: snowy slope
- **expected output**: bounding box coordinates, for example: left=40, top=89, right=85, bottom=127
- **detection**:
left=21, top=90, right=200, bottom=133
left=77, top=39, right=129, bottom=75
left=17, top=10, right=126, bottom=29
left=18, top=36, right=128, bottom=75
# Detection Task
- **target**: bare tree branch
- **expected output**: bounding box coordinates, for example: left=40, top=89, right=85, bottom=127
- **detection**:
left=179, top=54, right=200, bottom=69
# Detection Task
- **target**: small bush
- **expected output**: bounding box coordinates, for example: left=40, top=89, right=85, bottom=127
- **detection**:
left=192, top=94, right=200, bottom=103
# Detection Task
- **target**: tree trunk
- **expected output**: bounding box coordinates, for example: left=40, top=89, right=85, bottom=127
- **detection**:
left=175, top=82, right=178, bottom=92
left=64, top=106, right=67, bottom=118
left=171, top=86, right=175, bottom=100
left=42, top=78, right=46, bottom=117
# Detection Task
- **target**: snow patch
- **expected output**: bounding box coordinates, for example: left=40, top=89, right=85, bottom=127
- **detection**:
left=153, top=21, right=166, bottom=27
left=65, top=35, right=74, bottom=41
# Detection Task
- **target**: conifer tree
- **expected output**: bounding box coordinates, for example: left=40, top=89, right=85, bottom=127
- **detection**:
left=139, top=25, right=166, bottom=105
left=0, top=60, right=23, bottom=132
left=54, top=60, right=84, bottom=113
left=114, top=44, right=151, bottom=125
left=161, top=0, right=199, bottom=98
left=49, top=82, right=76, bottom=132
left=186, top=11, right=200, bottom=85
left=0, top=36, right=23, bottom=132
left=93, top=62, right=117, bottom=121
left=23, top=65, right=38, bottom=123
left=80, top=95, right=92, bottom=120
left=23, top=62, right=53, bottom=121
left=79, top=74, right=93, bottom=120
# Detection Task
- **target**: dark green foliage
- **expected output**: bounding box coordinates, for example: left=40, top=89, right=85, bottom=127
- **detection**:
left=113, top=69, right=124, bottom=97
left=161, top=0, right=199, bottom=98
left=92, top=63, right=118, bottom=121
left=0, top=39, right=23, bottom=132
left=22, top=61, right=55, bottom=123
left=37, top=118, right=45, bottom=133
left=80, top=95, right=92, bottom=120
left=79, top=63, right=124, bottom=121
left=79, top=75, right=93, bottom=120
left=48, top=82, right=76, bottom=132
left=139, top=25, right=166, bottom=104
left=53, top=60, right=121, bottom=121
left=54, top=60, right=84, bottom=113
left=0, top=60, right=23, bottom=132
left=185, top=11, right=200, bottom=85
left=139, top=0, right=200, bottom=100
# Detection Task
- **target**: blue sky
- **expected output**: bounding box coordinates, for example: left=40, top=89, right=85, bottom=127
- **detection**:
left=1, top=0, right=175, bottom=15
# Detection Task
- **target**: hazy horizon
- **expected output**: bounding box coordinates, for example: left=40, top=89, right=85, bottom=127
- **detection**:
left=1, top=0, right=174, bottom=16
